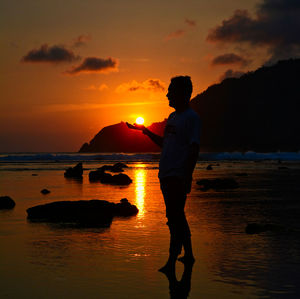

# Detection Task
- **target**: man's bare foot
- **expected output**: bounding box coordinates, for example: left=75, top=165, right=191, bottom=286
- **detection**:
left=177, top=255, right=195, bottom=265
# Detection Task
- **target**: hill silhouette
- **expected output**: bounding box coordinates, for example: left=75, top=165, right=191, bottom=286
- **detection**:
left=79, top=120, right=166, bottom=153
left=79, top=59, right=300, bottom=153
left=190, top=58, right=300, bottom=151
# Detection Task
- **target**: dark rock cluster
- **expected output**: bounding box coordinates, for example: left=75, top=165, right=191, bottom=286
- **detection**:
left=101, top=162, right=128, bottom=173
left=64, top=163, right=83, bottom=178
left=89, top=163, right=132, bottom=185
left=0, top=196, right=15, bottom=209
left=26, top=198, right=138, bottom=227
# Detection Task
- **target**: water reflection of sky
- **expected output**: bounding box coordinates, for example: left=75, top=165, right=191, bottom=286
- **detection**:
left=2, top=162, right=300, bottom=298
left=134, top=164, right=146, bottom=218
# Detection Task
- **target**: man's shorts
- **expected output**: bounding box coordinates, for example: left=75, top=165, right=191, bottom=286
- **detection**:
left=160, top=176, right=187, bottom=219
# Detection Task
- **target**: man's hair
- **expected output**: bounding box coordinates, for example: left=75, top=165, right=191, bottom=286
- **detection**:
left=170, top=76, right=193, bottom=101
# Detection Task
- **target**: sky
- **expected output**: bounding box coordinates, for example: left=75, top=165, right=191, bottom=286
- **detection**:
left=1, top=0, right=299, bottom=152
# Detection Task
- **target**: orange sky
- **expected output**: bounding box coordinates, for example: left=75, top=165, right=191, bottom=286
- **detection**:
left=1, top=0, right=264, bottom=152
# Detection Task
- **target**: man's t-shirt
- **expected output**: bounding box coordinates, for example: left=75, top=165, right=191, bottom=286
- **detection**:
left=158, top=107, right=201, bottom=179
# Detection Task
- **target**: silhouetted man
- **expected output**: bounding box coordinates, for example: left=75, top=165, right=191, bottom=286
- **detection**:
left=127, top=76, right=201, bottom=273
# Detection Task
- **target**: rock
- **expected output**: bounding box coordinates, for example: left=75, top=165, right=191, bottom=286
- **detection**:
left=114, top=198, right=139, bottom=216
left=99, top=162, right=128, bottom=173
left=111, top=162, right=128, bottom=172
left=109, top=173, right=132, bottom=185
left=89, top=167, right=132, bottom=185
left=26, top=199, right=138, bottom=227
left=114, top=162, right=128, bottom=169
left=245, top=223, right=286, bottom=234
left=0, top=196, right=15, bottom=209
left=89, top=168, right=105, bottom=181
left=64, top=163, right=83, bottom=178
left=100, top=172, right=114, bottom=184
left=41, top=189, right=50, bottom=195
left=197, top=178, right=239, bottom=191
left=206, top=164, right=213, bottom=170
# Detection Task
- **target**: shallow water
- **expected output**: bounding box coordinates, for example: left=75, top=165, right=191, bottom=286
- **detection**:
left=1, top=160, right=300, bottom=298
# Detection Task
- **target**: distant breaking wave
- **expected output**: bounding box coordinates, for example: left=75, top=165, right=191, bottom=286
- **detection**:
left=1, top=151, right=300, bottom=162
left=0, top=153, right=160, bottom=162
left=198, top=152, right=300, bottom=161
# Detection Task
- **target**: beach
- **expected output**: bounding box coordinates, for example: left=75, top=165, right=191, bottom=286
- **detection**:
left=1, top=153, right=300, bottom=298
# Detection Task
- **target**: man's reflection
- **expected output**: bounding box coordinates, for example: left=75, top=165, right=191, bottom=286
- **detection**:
left=161, top=263, right=194, bottom=299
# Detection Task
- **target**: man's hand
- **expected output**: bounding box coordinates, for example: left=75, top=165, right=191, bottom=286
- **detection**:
left=126, top=122, right=163, bottom=147
left=126, top=122, right=145, bottom=131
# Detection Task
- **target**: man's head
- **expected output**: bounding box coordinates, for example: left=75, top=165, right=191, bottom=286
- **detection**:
left=167, top=76, right=193, bottom=110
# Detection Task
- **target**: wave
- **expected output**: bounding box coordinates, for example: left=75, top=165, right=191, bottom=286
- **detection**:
left=199, top=151, right=300, bottom=161
left=0, top=153, right=161, bottom=163
left=1, top=151, right=300, bottom=163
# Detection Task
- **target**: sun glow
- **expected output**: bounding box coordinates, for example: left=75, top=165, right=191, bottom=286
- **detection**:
left=135, top=117, right=144, bottom=125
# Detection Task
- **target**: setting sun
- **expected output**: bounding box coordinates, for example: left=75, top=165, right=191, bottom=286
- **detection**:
left=136, top=117, right=145, bottom=125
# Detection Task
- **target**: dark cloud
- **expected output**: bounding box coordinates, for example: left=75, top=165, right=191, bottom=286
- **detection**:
left=185, top=18, right=196, bottom=27
left=22, top=44, right=78, bottom=63
left=219, top=69, right=245, bottom=81
left=147, top=79, right=165, bottom=91
left=207, top=0, right=300, bottom=64
left=212, top=53, right=250, bottom=66
left=65, top=57, right=118, bottom=75
left=72, top=34, right=91, bottom=47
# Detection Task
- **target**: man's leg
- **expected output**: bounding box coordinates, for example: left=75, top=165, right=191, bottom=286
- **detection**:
left=159, top=177, right=192, bottom=272
left=165, top=178, right=195, bottom=264
left=178, top=216, right=195, bottom=264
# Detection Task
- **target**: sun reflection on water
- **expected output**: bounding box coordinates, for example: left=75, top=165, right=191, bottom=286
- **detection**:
left=134, top=164, right=146, bottom=218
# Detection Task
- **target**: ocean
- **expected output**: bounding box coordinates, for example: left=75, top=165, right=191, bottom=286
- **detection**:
left=1, top=152, right=300, bottom=298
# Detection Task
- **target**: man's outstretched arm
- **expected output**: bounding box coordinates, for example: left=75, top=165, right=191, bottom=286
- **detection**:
left=142, top=127, right=164, bottom=148
left=126, top=122, right=163, bottom=147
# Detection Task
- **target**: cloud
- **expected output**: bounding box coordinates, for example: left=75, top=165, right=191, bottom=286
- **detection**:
left=22, top=44, right=78, bottom=63
left=211, top=53, right=250, bottom=66
left=165, top=18, right=197, bottom=41
left=165, top=29, right=186, bottom=41
left=219, top=69, right=245, bottom=81
left=185, top=18, right=196, bottom=27
left=207, top=0, right=300, bottom=64
left=72, top=34, right=91, bottom=47
left=115, top=79, right=166, bottom=93
left=146, top=79, right=166, bottom=91
left=65, top=57, right=118, bottom=75
left=85, top=84, right=109, bottom=91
